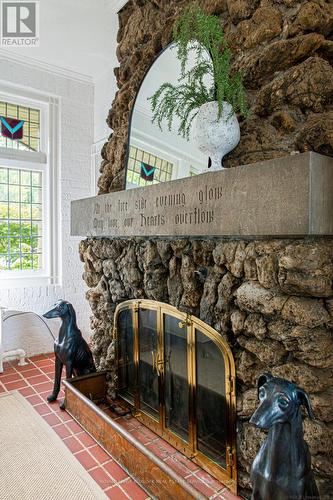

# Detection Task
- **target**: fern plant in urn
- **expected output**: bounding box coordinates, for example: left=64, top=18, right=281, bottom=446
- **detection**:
left=149, top=4, right=249, bottom=171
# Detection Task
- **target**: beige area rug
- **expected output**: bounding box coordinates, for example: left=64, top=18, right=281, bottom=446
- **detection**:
left=0, top=391, right=106, bottom=499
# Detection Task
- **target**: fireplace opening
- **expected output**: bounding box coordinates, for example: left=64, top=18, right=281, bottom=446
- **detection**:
left=115, top=300, right=237, bottom=490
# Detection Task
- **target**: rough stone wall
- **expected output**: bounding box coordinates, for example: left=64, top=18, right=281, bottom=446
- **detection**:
left=84, top=0, right=333, bottom=495
left=79, top=237, right=333, bottom=498
left=97, top=0, right=333, bottom=193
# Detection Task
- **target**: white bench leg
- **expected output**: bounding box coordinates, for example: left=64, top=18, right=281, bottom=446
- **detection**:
left=0, top=308, right=28, bottom=372
left=0, top=349, right=28, bottom=372
left=18, top=349, right=28, bottom=366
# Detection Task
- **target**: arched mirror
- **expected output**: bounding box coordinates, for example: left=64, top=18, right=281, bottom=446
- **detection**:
left=125, top=44, right=212, bottom=190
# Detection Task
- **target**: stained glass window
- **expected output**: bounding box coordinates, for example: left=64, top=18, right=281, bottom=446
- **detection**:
left=126, top=146, right=173, bottom=187
left=0, top=101, right=40, bottom=152
left=0, top=167, right=43, bottom=270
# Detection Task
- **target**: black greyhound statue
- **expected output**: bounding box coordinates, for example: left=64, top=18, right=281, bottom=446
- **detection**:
left=250, top=373, right=319, bottom=500
left=43, top=300, right=96, bottom=409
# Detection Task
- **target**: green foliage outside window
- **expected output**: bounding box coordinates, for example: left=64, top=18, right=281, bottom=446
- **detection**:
left=0, top=167, right=42, bottom=271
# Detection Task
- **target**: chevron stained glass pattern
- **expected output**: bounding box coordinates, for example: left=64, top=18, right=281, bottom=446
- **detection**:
left=0, top=117, right=25, bottom=140
left=140, top=162, right=156, bottom=181
left=126, top=145, right=173, bottom=187
left=0, top=101, right=40, bottom=152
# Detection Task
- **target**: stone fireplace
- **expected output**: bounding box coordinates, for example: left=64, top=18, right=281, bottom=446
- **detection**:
left=71, top=1, right=333, bottom=498
left=76, top=232, right=333, bottom=498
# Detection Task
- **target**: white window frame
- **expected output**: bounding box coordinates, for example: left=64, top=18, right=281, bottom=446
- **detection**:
left=130, top=127, right=207, bottom=182
left=0, top=85, right=60, bottom=288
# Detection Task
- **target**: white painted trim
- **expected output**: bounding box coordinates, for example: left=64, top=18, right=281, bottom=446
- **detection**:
left=0, top=147, right=46, bottom=163
left=131, top=125, right=204, bottom=166
left=91, top=138, right=107, bottom=156
left=0, top=79, right=58, bottom=103
left=0, top=49, right=93, bottom=85
left=91, top=137, right=107, bottom=195
left=0, top=89, right=61, bottom=288
left=129, top=124, right=207, bottom=185
left=48, top=96, right=61, bottom=286
left=130, top=134, right=181, bottom=181
left=113, top=0, right=129, bottom=13
left=130, top=135, right=178, bottom=170
left=0, top=87, right=49, bottom=155
left=134, top=103, right=153, bottom=120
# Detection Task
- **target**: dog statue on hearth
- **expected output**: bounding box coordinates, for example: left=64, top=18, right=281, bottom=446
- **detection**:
left=43, top=300, right=96, bottom=409
left=250, top=373, right=319, bottom=500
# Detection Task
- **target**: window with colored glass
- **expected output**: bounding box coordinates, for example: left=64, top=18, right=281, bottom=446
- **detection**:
left=0, top=167, right=43, bottom=271
left=0, top=100, right=40, bottom=152
left=126, top=145, right=173, bottom=187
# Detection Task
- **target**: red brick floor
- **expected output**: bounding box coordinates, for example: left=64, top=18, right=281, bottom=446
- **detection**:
left=0, top=354, right=149, bottom=499
left=100, top=403, right=241, bottom=500
left=0, top=353, right=242, bottom=500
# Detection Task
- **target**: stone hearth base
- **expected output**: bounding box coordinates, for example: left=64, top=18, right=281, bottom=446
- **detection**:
left=79, top=236, right=333, bottom=498
left=64, top=372, right=240, bottom=499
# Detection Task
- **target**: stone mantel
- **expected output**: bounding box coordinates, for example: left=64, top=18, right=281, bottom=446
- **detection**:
left=71, top=152, right=333, bottom=239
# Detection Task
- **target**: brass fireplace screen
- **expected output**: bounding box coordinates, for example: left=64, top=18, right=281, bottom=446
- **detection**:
left=114, top=300, right=237, bottom=490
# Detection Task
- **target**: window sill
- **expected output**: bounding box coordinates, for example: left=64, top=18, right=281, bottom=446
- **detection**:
left=0, top=274, right=58, bottom=289
left=0, top=146, right=47, bottom=164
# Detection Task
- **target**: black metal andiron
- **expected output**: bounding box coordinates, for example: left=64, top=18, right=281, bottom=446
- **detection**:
left=43, top=300, right=96, bottom=409
left=250, top=373, right=319, bottom=500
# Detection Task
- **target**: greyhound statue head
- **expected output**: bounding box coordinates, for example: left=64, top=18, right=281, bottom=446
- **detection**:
left=43, top=300, right=76, bottom=321
left=250, top=373, right=315, bottom=430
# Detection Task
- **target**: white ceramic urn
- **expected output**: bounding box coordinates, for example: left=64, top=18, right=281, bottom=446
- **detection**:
left=193, top=100, right=240, bottom=171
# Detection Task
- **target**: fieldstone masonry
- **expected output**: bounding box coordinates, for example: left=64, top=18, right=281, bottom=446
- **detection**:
left=79, top=0, right=333, bottom=497
left=79, top=237, right=333, bottom=498
left=97, top=0, right=333, bottom=194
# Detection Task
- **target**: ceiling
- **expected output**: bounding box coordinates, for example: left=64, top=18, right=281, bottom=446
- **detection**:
left=0, top=0, right=126, bottom=81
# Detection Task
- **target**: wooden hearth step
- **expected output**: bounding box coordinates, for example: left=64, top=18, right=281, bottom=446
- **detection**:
left=63, top=372, right=241, bottom=500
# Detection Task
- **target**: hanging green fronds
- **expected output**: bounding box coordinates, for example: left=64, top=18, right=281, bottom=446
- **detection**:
left=149, top=3, right=249, bottom=140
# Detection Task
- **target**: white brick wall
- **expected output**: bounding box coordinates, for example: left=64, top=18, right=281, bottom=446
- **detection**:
left=0, top=57, right=94, bottom=355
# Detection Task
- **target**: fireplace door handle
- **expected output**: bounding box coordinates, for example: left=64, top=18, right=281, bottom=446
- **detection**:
left=151, top=350, right=158, bottom=373
left=178, top=313, right=192, bottom=329
left=151, top=350, right=164, bottom=376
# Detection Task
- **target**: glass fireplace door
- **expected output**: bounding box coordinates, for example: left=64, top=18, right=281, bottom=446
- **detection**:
left=138, top=308, right=160, bottom=420
left=115, top=300, right=237, bottom=491
left=164, top=313, right=189, bottom=444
